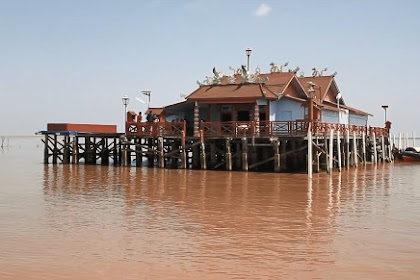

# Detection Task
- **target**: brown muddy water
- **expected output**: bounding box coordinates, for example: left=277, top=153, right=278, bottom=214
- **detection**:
left=1, top=137, right=420, bottom=279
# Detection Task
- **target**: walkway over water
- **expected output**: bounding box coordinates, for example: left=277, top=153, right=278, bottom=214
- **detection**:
left=39, top=120, right=392, bottom=175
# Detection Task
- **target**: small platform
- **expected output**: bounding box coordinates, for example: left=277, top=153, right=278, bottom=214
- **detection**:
left=47, top=123, right=117, bottom=134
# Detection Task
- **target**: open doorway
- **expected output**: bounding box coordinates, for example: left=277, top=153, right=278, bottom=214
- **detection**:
left=221, top=113, right=231, bottom=122
left=237, top=111, right=250, bottom=121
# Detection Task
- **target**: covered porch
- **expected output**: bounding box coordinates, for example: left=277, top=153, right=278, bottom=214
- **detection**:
left=161, top=99, right=270, bottom=137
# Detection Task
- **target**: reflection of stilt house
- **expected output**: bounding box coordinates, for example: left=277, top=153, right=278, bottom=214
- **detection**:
left=40, top=64, right=392, bottom=175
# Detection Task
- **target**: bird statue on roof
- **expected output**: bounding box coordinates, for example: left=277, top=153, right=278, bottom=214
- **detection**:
left=241, top=65, right=247, bottom=73
left=229, top=66, right=243, bottom=75
left=212, top=67, right=223, bottom=84
left=312, top=67, right=328, bottom=77
left=288, top=66, right=300, bottom=73
left=270, top=62, right=289, bottom=73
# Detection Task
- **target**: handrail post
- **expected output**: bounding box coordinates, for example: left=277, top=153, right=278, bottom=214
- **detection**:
left=307, top=122, right=313, bottom=178
left=200, top=129, right=206, bottom=170
left=181, top=130, right=187, bottom=169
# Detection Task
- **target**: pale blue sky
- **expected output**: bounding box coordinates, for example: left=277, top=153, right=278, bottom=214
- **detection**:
left=1, top=0, right=419, bottom=135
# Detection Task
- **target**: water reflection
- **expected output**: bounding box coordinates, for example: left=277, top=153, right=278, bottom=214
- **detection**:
left=37, top=163, right=420, bottom=279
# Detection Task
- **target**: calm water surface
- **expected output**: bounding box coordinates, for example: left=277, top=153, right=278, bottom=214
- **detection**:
left=1, top=137, right=420, bottom=279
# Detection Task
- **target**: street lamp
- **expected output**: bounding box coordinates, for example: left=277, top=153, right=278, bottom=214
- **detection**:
left=382, top=105, right=388, bottom=124
left=245, top=47, right=252, bottom=71
left=142, top=90, right=151, bottom=108
left=122, top=95, right=130, bottom=123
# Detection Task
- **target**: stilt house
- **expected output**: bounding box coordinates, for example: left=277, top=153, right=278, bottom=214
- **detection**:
left=160, top=64, right=370, bottom=136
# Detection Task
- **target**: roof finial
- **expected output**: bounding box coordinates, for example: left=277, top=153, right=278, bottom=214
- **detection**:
left=270, top=61, right=289, bottom=73
left=312, top=67, right=328, bottom=77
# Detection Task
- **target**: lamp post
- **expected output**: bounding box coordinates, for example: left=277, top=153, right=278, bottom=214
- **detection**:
left=245, top=47, right=252, bottom=71
left=382, top=105, right=388, bottom=124
left=142, top=91, right=151, bottom=108
left=122, top=95, right=130, bottom=123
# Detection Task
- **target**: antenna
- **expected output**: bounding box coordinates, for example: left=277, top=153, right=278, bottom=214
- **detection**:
left=141, top=90, right=151, bottom=107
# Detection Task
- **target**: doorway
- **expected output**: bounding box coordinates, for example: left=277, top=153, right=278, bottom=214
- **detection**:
left=237, top=111, right=250, bottom=121
left=221, top=113, right=232, bottom=122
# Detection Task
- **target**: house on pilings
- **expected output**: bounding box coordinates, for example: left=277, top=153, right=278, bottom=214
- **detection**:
left=160, top=64, right=370, bottom=137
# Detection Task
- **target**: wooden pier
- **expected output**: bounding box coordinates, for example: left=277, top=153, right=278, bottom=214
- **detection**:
left=40, top=120, right=392, bottom=175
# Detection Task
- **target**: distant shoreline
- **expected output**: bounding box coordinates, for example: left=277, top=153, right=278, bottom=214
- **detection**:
left=0, top=135, right=42, bottom=138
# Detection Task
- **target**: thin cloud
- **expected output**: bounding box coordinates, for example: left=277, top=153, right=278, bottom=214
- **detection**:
left=144, top=0, right=162, bottom=8
left=255, top=3, right=272, bottom=16
left=185, top=0, right=207, bottom=11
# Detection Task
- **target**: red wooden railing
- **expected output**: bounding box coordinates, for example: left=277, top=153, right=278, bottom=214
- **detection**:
left=126, top=120, right=388, bottom=138
left=200, top=121, right=310, bottom=137
left=126, top=121, right=186, bottom=137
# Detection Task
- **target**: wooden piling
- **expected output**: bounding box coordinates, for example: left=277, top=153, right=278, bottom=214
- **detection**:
left=122, top=144, right=128, bottom=167
left=112, top=138, right=118, bottom=166
left=291, top=140, right=297, bottom=170
left=235, top=140, right=241, bottom=169
left=200, top=130, right=207, bottom=170
left=242, top=137, right=248, bottom=171
left=158, top=136, right=164, bottom=168
left=345, top=129, right=350, bottom=169
left=352, top=131, right=358, bottom=166
left=273, top=139, right=280, bottom=173
left=372, top=132, right=377, bottom=163
left=337, top=131, right=341, bottom=172
left=181, top=131, right=187, bottom=169
left=362, top=131, right=366, bottom=164
left=210, top=141, right=216, bottom=168
left=323, top=133, right=328, bottom=172
left=147, top=138, right=154, bottom=167
left=226, top=138, right=232, bottom=171
left=100, top=138, right=108, bottom=165
left=52, top=134, right=58, bottom=164
left=63, top=135, right=70, bottom=164
left=281, top=139, right=287, bottom=171
left=72, top=136, right=79, bottom=164
left=307, top=130, right=313, bottom=178
left=135, top=139, right=142, bottom=167
left=43, top=134, right=49, bottom=164
left=315, top=136, right=320, bottom=173
left=381, top=135, right=385, bottom=162
left=192, top=142, right=200, bottom=169
left=389, top=136, right=394, bottom=162
left=328, top=129, right=334, bottom=173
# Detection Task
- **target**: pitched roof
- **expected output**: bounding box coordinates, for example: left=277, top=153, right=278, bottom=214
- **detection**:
left=187, top=72, right=307, bottom=102
left=186, top=83, right=277, bottom=101
left=298, top=76, right=339, bottom=101
left=145, top=108, right=164, bottom=115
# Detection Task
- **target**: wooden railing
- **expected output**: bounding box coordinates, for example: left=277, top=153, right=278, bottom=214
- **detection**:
left=126, top=121, right=186, bottom=137
left=200, top=121, right=311, bottom=137
left=312, top=122, right=388, bottom=136
left=125, top=120, right=388, bottom=138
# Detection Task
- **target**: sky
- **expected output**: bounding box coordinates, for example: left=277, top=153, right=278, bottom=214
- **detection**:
left=1, top=0, right=419, bottom=135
